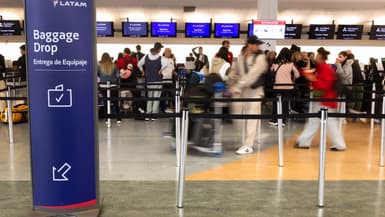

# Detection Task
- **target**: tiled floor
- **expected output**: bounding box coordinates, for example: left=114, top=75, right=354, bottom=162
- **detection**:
left=0, top=118, right=384, bottom=216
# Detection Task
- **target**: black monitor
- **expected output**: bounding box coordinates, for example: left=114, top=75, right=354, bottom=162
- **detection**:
left=214, top=23, right=240, bottom=38
left=151, top=22, right=177, bottom=37
left=309, top=24, right=335, bottom=40
left=0, top=20, right=21, bottom=36
left=285, top=24, right=302, bottom=39
left=185, top=23, right=211, bottom=38
left=336, top=25, right=363, bottom=40
left=96, top=21, right=114, bottom=37
left=122, top=22, right=148, bottom=37
left=370, top=25, right=385, bottom=40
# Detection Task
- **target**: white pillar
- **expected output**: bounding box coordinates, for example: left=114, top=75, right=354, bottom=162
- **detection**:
left=257, top=0, right=278, bottom=51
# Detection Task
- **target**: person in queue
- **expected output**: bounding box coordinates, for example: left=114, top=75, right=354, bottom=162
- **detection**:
left=295, top=47, right=346, bottom=151
left=98, top=52, right=122, bottom=125
left=268, top=47, right=300, bottom=127
left=228, top=36, right=267, bottom=155
left=192, top=46, right=209, bottom=74
left=16, top=44, right=26, bottom=82
left=138, top=42, right=168, bottom=121
left=160, top=48, right=176, bottom=113
left=222, top=40, right=233, bottom=65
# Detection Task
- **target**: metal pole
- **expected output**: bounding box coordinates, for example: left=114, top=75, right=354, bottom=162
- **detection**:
left=380, top=95, right=385, bottom=167
left=242, top=107, right=246, bottom=147
left=318, top=108, right=328, bottom=208
left=371, top=83, right=376, bottom=129
left=277, top=95, right=284, bottom=167
left=175, top=79, right=181, bottom=167
left=339, top=96, right=346, bottom=131
left=6, top=86, right=14, bottom=144
left=212, top=91, right=223, bottom=155
left=177, top=109, right=189, bottom=208
left=309, top=88, right=314, bottom=114
left=106, top=81, right=111, bottom=128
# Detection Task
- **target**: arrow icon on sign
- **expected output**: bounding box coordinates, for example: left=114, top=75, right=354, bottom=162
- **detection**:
left=52, top=163, right=71, bottom=181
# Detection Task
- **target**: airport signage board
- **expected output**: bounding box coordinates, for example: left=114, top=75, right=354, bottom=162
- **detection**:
left=337, top=25, right=363, bottom=40
left=370, top=25, right=385, bottom=40
left=25, top=0, right=99, bottom=212
left=122, top=22, right=148, bottom=37
left=0, top=20, right=21, bottom=36
left=96, top=21, right=114, bottom=37
left=309, top=24, right=335, bottom=40
left=214, top=23, right=240, bottom=38
left=285, top=24, right=302, bottom=39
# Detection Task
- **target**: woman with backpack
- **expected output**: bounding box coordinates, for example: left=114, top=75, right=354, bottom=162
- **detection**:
left=268, top=47, right=300, bottom=127
left=98, top=52, right=122, bottom=125
left=295, top=47, right=346, bottom=151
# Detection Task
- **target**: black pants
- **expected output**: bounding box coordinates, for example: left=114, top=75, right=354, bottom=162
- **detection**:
left=272, top=90, right=293, bottom=123
left=101, top=89, right=121, bottom=121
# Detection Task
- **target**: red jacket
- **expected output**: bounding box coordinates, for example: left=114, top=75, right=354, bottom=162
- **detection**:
left=228, top=51, right=233, bottom=65
left=117, top=55, right=138, bottom=71
left=312, top=63, right=337, bottom=108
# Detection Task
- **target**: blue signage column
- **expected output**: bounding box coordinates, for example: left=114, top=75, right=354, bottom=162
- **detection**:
left=25, top=0, right=99, bottom=212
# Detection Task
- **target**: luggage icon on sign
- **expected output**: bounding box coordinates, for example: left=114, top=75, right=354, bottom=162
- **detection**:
left=48, top=84, right=73, bottom=108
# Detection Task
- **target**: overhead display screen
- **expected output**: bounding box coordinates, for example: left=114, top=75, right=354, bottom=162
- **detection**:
left=151, top=22, right=177, bottom=37
left=214, top=23, right=240, bottom=38
left=336, top=25, right=363, bottom=40
left=122, top=22, right=148, bottom=37
left=0, top=20, right=21, bottom=36
left=96, top=21, right=114, bottom=37
left=309, top=24, right=336, bottom=39
left=285, top=24, right=302, bottom=39
left=252, top=20, right=286, bottom=39
left=185, top=23, right=211, bottom=38
left=370, top=25, right=385, bottom=40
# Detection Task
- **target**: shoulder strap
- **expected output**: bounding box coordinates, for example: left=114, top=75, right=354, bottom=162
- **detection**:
left=244, top=53, right=260, bottom=74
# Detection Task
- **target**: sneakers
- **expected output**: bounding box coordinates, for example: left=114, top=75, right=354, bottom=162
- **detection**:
left=268, top=120, right=286, bottom=127
left=145, top=118, right=150, bottom=121
left=235, top=145, right=253, bottom=155
left=329, top=146, right=346, bottom=151
left=151, top=118, right=156, bottom=121
left=116, top=120, right=122, bottom=126
left=268, top=120, right=277, bottom=126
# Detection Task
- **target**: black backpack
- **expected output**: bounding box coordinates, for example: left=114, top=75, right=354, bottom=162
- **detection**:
left=352, top=60, right=364, bottom=84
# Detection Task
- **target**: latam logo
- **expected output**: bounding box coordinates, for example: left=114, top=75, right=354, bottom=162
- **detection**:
left=52, top=0, right=88, bottom=8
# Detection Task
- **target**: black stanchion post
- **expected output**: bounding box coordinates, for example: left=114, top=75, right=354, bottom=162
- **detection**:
left=6, top=86, right=14, bottom=144
left=371, top=83, right=376, bottom=129
left=318, top=108, right=328, bottom=208
left=380, top=95, right=385, bottom=167
left=106, top=81, right=111, bottom=128
left=177, top=108, right=189, bottom=208
left=277, top=94, right=284, bottom=167
left=175, top=79, right=181, bottom=167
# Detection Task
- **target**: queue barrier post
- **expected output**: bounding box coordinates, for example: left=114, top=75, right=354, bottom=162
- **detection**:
left=6, top=86, right=14, bottom=144
left=380, top=95, right=385, bottom=167
left=177, top=109, right=189, bottom=208
left=318, top=108, right=328, bottom=208
left=175, top=79, right=181, bottom=167
left=371, top=83, right=376, bottom=129
left=277, top=94, right=284, bottom=167
left=106, top=81, right=111, bottom=128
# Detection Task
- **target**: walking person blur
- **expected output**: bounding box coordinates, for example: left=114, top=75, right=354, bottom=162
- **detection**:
left=98, top=52, right=122, bottom=125
left=138, top=42, right=168, bottom=120
left=228, top=36, right=267, bottom=154
left=295, top=47, right=346, bottom=151
left=268, top=47, right=300, bottom=126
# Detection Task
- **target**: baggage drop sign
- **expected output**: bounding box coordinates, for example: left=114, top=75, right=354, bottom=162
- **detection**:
left=25, top=0, right=99, bottom=212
